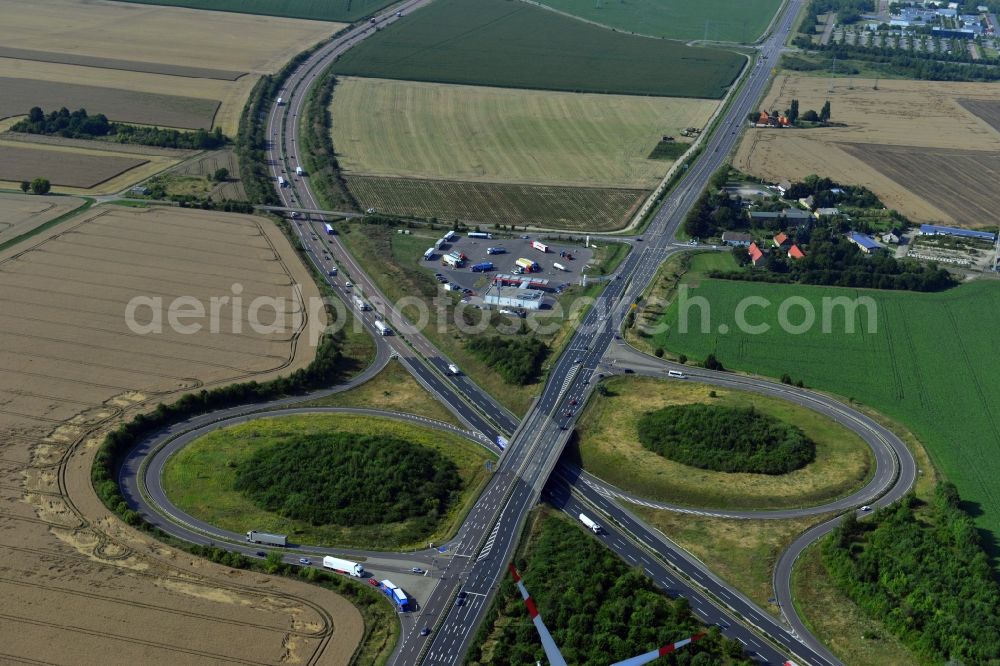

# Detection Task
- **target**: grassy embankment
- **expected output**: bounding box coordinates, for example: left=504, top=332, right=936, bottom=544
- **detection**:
left=163, top=413, right=494, bottom=550
left=296, top=359, right=462, bottom=426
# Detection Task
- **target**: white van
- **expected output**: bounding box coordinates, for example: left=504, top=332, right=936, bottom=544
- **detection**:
left=667, top=370, right=686, bottom=379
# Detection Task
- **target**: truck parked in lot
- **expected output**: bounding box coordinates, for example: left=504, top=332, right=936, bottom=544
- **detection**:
left=532, top=240, right=549, bottom=253
left=553, top=262, right=567, bottom=271
left=322, top=556, right=364, bottom=577
left=423, top=247, right=435, bottom=261
left=246, top=531, right=287, bottom=546
left=374, top=320, right=392, bottom=335
left=515, top=258, right=539, bottom=273
left=468, top=231, right=492, bottom=239
left=471, top=261, right=494, bottom=272
left=443, top=230, right=456, bottom=242
left=487, top=246, right=506, bottom=255
left=578, top=514, right=602, bottom=534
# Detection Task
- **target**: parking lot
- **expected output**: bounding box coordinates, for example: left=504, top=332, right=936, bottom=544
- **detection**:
left=423, top=234, right=594, bottom=302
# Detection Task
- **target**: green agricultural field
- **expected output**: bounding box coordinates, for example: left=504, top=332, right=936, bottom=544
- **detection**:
left=330, top=0, right=745, bottom=98
left=162, top=413, right=494, bottom=550
left=331, top=78, right=715, bottom=189
left=114, top=0, right=393, bottom=22
left=535, top=0, right=782, bottom=43
left=652, top=274, right=1000, bottom=555
left=345, top=176, right=646, bottom=231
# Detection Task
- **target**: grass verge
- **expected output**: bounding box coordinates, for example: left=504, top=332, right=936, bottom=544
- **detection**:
left=572, top=375, right=873, bottom=509
left=295, top=359, right=462, bottom=426
left=632, top=506, right=831, bottom=614
left=162, top=413, right=495, bottom=550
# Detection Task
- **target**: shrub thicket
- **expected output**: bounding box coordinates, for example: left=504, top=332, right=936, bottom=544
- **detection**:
left=234, top=433, right=462, bottom=527
left=13, top=107, right=225, bottom=149
left=823, top=483, right=1000, bottom=663
left=466, top=336, right=548, bottom=385
left=467, top=513, right=751, bottom=665
left=637, top=404, right=815, bottom=474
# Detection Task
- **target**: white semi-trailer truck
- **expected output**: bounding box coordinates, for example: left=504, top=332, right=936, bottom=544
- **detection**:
left=246, top=530, right=287, bottom=546
left=322, top=556, right=364, bottom=577
left=578, top=513, right=602, bottom=534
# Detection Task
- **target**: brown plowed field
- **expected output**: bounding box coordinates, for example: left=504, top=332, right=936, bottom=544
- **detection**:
left=735, top=75, right=1000, bottom=227
left=0, top=143, right=147, bottom=188
left=0, top=206, right=365, bottom=666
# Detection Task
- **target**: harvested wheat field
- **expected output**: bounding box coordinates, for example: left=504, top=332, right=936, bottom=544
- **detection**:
left=331, top=77, right=716, bottom=189
left=0, top=138, right=188, bottom=195
left=0, top=192, right=86, bottom=246
left=735, top=75, right=1000, bottom=227
left=0, top=0, right=339, bottom=134
left=0, top=205, right=365, bottom=665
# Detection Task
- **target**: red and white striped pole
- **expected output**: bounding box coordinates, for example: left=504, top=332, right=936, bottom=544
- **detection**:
left=610, top=632, right=707, bottom=666
left=508, top=564, right=568, bottom=666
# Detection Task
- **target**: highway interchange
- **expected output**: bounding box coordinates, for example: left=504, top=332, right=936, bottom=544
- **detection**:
left=118, top=1, right=919, bottom=665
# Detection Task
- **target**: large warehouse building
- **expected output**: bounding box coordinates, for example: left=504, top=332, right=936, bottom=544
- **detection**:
left=483, top=285, right=544, bottom=311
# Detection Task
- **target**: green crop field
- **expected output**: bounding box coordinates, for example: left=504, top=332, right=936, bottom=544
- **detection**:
left=534, top=0, right=782, bottom=43
left=330, top=0, right=745, bottom=98
left=331, top=78, right=715, bottom=189
left=345, top=176, right=646, bottom=231
left=114, top=0, right=394, bottom=22
left=652, top=276, right=1000, bottom=555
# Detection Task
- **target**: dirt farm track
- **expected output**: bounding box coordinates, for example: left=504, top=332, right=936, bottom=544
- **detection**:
left=0, top=204, right=365, bottom=665
left=736, top=75, right=1000, bottom=227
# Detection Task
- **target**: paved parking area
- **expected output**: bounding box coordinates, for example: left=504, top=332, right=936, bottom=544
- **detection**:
left=424, top=234, right=594, bottom=295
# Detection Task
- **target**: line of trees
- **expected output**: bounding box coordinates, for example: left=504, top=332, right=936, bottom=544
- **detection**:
left=467, top=336, right=548, bottom=385
left=12, top=107, right=226, bottom=149
left=823, top=483, right=1000, bottom=663
left=637, top=404, right=816, bottom=474
left=234, top=433, right=462, bottom=527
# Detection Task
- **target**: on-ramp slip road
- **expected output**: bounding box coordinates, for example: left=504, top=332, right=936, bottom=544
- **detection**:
left=115, top=0, right=921, bottom=664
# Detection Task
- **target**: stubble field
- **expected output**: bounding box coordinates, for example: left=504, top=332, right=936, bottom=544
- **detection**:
left=0, top=193, right=87, bottom=247
left=0, top=0, right=339, bottom=134
left=735, top=75, right=1000, bottom=227
left=344, top=175, right=647, bottom=230
left=0, top=205, right=370, bottom=665
left=331, top=78, right=715, bottom=189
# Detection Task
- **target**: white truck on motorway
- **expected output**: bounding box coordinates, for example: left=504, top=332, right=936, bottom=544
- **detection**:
left=277, top=176, right=286, bottom=187
left=276, top=96, right=284, bottom=106
left=578, top=513, right=602, bottom=534
left=374, top=320, right=392, bottom=335
left=296, top=166, right=304, bottom=176
left=447, top=363, right=460, bottom=375
left=322, top=556, right=364, bottom=577
left=246, top=530, right=287, bottom=546
left=353, top=295, right=370, bottom=311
